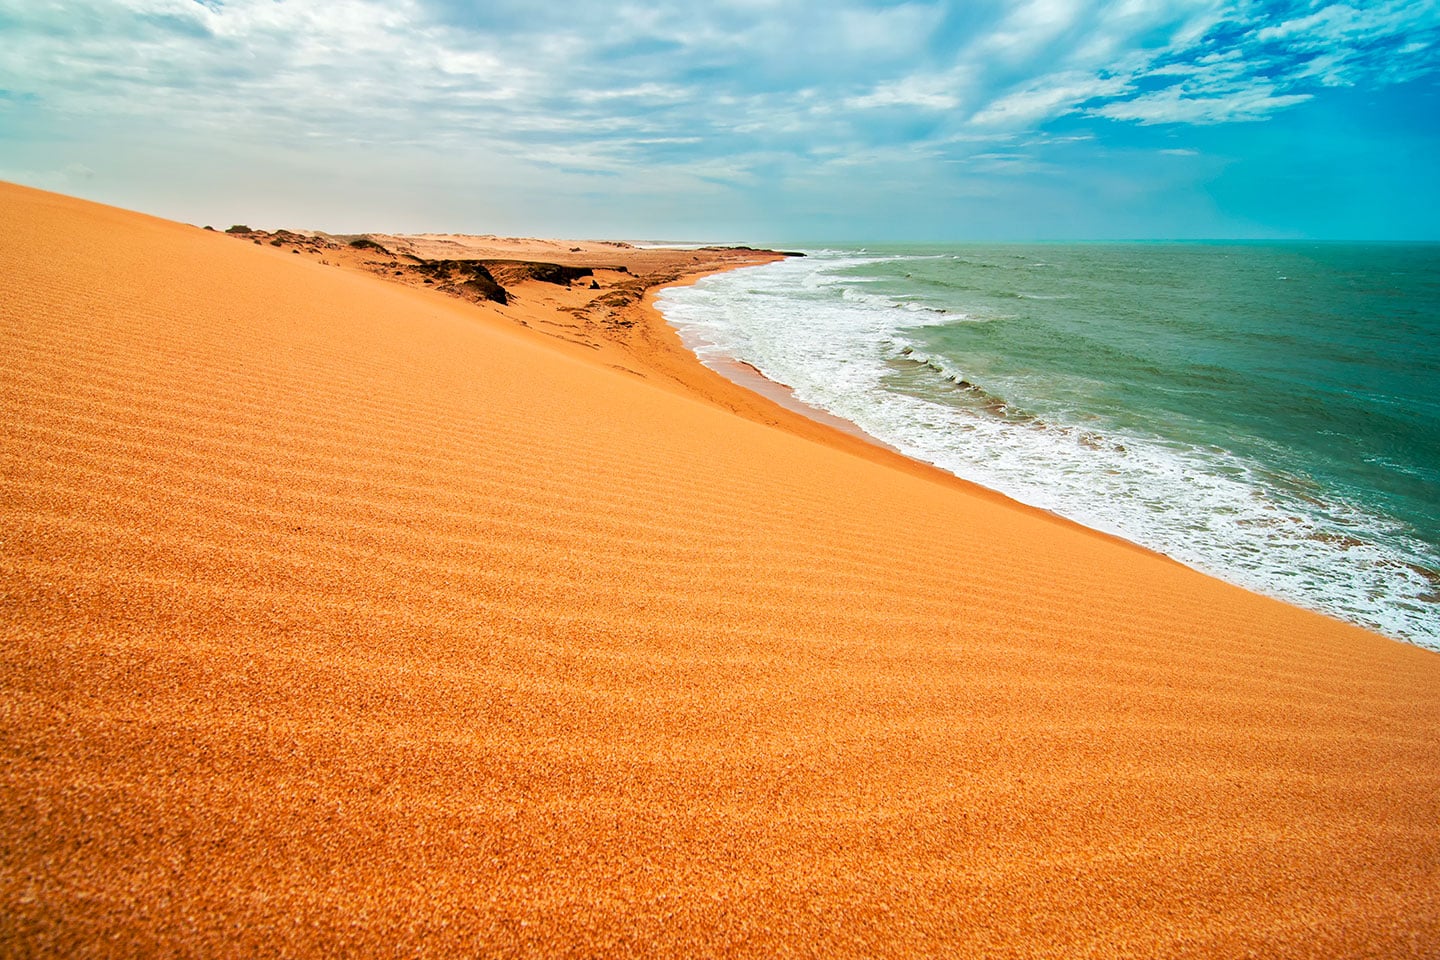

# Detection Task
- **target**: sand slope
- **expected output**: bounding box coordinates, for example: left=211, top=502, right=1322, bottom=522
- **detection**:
left=2, top=182, right=1438, bottom=958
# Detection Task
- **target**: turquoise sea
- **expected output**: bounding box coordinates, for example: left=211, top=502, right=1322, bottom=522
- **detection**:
left=656, top=243, right=1440, bottom=650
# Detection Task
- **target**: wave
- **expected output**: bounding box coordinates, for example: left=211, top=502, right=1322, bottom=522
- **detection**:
left=890, top=347, right=1130, bottom=453
left=656, top=250, right=1440, bottom=649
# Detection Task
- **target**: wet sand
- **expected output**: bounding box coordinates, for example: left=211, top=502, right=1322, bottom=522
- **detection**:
left=3, top=182, right=1438, bottom=958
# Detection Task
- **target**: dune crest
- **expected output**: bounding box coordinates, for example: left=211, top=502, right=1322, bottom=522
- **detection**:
left=2, top=182, right=1437, bottom=958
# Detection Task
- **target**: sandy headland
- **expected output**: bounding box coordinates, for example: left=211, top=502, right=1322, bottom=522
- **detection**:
left=2, top=182, right=1438, bottom=958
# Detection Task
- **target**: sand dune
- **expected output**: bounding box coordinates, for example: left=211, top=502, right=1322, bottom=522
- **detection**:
left=2, top=182, right=1438, bottom=958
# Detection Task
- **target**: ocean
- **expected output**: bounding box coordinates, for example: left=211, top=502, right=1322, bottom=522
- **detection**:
left=656, top=242, right=1440, bottom=650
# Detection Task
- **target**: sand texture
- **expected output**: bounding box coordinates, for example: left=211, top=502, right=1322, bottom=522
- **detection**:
left=3, top=182, right=1439, bottom=958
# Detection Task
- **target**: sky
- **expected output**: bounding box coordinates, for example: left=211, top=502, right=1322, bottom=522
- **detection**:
left=2, top=0, right=1438, bottom=241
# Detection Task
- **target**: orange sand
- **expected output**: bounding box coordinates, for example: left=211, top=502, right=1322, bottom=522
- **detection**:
left=2, top=182, right=1438, bottom=958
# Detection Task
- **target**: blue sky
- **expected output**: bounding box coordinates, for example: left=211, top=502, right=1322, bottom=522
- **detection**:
left=2, top=0, right=1437, bottom=240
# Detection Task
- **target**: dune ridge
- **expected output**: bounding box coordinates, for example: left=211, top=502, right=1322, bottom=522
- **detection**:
left=2, top=182, right=1438, bottom=958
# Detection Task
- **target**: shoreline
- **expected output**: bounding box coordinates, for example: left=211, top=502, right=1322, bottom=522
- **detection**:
left=644, top=257, right=1435, bottom=651
left=5, top=182, right=1439, bottom=958
left=201, top=215, right=1394, bottom=631
left=637, top=265, right=1222, bottom=573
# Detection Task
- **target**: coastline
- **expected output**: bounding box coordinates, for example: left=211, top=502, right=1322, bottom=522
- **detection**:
left=637, top=268, right=1196, bottom=569
left=4, top=182, right=1439, bottom=958
left=646, top=252, right=1440, bottom=649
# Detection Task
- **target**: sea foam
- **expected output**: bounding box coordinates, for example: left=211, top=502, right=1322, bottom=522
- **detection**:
left=658, top=249, right=1440, bottom=650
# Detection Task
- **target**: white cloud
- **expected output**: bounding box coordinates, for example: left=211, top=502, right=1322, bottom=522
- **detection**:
left=1, top=0, right=1437, bottom=234
left=971, top=72, right=1132, bottom=127
left=846, top=70, right=970, bottom=111
left=1095, top=86, right=1313, bottom=125
left=4, top=0, right=1434, bottom=152
left=981, top=0, right=1089, bottom=61
left=965, top=0, right=1438, bottom=131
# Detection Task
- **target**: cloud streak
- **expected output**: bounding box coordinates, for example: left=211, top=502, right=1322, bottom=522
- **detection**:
left=1, top=0, right=1436, bottom=237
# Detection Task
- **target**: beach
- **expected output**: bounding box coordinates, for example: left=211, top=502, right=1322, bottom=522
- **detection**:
left=658, top=245, right=1440, bottom=649
left=3, top=181, right=1439, bottom=957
